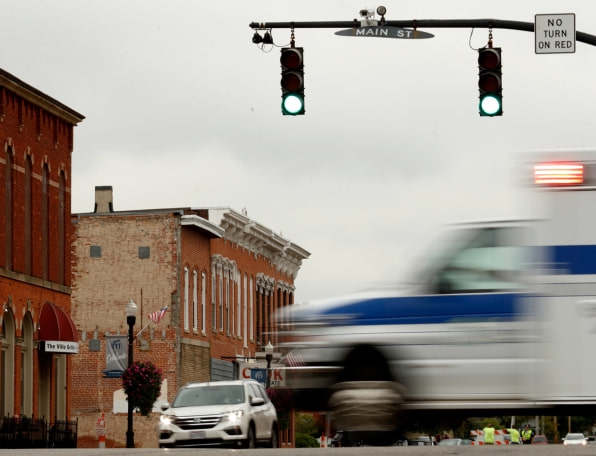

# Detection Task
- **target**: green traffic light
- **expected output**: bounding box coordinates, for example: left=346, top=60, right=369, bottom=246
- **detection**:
left=281, top=93, right=304, bottom=115
left=479, top=94, right=502, bottom=116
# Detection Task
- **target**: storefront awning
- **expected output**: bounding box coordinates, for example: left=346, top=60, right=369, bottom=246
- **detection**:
left=38, top=301, right=79, bottom=354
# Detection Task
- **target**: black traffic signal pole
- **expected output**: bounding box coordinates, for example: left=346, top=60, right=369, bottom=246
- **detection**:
left=249, top=18, right=596, bottom=47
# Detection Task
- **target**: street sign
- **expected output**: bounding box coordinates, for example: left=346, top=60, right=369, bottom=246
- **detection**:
left=335, top=26, right=434, bottom=39
left=535, top=13, right=575, bottom=54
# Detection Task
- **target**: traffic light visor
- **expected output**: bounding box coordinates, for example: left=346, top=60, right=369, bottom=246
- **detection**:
left=478, top=72, right=501, bottom=93
left=478, top=48, right=501, bottom=70
left=280, top=48, right=303, bottom=70
left=479, top=95, right=502, bottom=116
left=282, top=93, right=304, bottom=115
left=281, top=72, right=303, bottom=92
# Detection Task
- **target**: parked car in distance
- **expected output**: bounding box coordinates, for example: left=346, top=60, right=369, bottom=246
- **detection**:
left=438, top=438, right=472, bottom=446
left=158, top=380, right=278, bottom=449
left=406, top=435, right=436, bottom=446
left=531, top=434, right=548, bottom=444
left=563, top=433, right=587, bottom=446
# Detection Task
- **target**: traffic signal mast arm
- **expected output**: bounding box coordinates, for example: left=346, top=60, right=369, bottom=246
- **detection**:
left=249, top=18, right=596, bottom=47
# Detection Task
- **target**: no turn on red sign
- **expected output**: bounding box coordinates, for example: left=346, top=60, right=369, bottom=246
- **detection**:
left=535, top=13, right=576, bottom=54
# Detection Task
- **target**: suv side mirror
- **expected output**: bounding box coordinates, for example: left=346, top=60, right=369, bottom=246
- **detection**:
left=250, top=396, right=265, bottom=406
left=160, top=402, right=170, bottom=411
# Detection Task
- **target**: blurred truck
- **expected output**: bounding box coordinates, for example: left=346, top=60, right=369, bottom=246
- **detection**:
left=278, top=150, right=596, bottom=444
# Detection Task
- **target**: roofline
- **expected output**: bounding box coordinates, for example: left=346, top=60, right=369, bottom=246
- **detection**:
left=181, top=214, right=224, bottom=238
left=0, top=67, right=84, bottom=124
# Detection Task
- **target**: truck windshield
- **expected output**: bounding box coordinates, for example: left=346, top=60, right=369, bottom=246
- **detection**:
left=422, top=226, right=528, bottom=294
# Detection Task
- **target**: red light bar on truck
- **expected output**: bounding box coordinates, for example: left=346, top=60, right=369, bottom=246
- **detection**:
left=534, top=162, right=584, bottom=186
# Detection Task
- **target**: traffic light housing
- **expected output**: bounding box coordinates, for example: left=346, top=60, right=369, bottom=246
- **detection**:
left=478, top=47, right=502, bottom=116
left=280, top=47, right=305, bottom=115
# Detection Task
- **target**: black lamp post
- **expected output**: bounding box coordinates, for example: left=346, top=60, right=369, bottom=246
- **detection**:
left=125, top=299, right=137, bottom=448
left=265, top=341, right=274, bottom=389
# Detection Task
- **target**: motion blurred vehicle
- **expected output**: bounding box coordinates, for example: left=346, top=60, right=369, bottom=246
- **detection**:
left=438, top=438, right=471, bottom=446
left=278, top=151, right=596, bottom=442
left=586, top=435, right=596, bottom=444
left=158, top=380, right=278, bottom=448
left=531, top=434, right=548, bottom=444
left=329, top=431, right=343, bottom=447
left=563, top=433, right=587, bottom=446
left=329, top=430, right=363, bottom=447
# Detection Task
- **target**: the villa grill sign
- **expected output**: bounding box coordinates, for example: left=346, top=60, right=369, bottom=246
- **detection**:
left=39, top=340, right=79, bottom=354
left=335, top=26, right=434, bottom=39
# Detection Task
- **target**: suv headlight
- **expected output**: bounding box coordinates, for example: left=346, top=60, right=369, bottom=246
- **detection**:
left=160, top=415, right=173, bottom=425
left=224, top=410, right=244, bottom=424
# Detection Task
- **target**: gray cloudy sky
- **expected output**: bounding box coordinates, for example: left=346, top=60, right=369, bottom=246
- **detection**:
left=3, top=1, right=595, bottom=302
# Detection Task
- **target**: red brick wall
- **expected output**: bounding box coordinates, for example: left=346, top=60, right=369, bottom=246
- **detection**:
left=70, top=212, right=182, bottom=447
left=0, top=81, right=78, bottom=421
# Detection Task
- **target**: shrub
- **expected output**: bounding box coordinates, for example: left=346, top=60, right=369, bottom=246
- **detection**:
left=295, top=432, right=320, bottom=448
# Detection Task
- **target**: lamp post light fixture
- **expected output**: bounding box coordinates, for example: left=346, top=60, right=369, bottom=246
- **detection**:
left=125, top=299, right=137, bottom=448
left=265, top=341, right=274, bottom=389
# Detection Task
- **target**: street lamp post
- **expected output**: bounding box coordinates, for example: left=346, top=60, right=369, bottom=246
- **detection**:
left=125, top=299, right=137, bottom=448
left=265, top=341, right=274, bottom=389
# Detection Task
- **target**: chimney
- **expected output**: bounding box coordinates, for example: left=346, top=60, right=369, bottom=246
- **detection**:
left=94, top=186, right=114, bottom=213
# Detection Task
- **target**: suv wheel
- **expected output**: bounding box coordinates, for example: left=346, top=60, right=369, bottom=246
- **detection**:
left=270, top=425, right=279, bottom=448
left=244, top=425, right=256, bottom=449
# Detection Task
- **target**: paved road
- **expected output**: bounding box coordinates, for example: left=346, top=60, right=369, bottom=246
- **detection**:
left=0, top=445, right=591, bottom=456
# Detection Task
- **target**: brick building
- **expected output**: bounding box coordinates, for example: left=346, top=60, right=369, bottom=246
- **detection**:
left=0, top=69, right=84, bottom=421
left=70, top=187, right=309, bottom=447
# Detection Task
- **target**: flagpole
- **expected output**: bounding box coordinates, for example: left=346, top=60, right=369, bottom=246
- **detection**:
left=136, top=306, right=169, bottom=338
left=135, top=322, right=151, bottom=339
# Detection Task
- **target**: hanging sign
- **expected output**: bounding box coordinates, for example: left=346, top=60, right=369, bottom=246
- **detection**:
left=335, top=26, right=434, bottom=39
left=39, top=340, right=79, bottom=354
left=535, top=13, right=575, bottom=54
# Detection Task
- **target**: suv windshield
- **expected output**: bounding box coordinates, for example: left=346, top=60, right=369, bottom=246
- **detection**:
left=172, top=384, right=245, bottom=407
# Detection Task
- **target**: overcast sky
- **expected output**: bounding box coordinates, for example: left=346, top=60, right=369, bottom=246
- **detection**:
left=3, top=1, right=595, bottom=302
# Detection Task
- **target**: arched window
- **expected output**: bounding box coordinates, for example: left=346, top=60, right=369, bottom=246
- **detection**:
left=58, top=170, right=66, bottom=284
left=193, top=269, right=198, bottom=332
left=41, top=163, right=49, bottom=280
left=243, top=273, right=248, bottom=348
left=184, top=267, right=189, bottom=331
left=21, top=313, right=34, bottom=416
left=5, top=145, right=13, bottom=270
left=1, top=308, right=15, bottom=416
left=249, top=276, right=254, bottom=341
left=24, top=154, right=32, bottom=275
left=201, top=272, right=206, bottom=334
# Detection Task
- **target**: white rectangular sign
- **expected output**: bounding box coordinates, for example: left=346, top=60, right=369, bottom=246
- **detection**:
left=535, top=14, right=576, bottom=54
left=40, top=340, right=79, bottom=354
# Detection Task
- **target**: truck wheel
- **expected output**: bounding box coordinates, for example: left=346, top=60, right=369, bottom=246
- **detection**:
left=339, top=344, right=394, bottom=383
left=329, top=345, right=405, bottom=444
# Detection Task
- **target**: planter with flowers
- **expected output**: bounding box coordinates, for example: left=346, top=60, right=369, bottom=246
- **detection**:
left=121, top=360, right=163, bottom=416
left=266, top=387, right=293, bottom=430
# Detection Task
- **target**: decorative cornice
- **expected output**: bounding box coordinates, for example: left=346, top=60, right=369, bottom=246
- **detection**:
left=181, top=214, right=224, bottom=238
left=203, top=208, right=310, bottom=279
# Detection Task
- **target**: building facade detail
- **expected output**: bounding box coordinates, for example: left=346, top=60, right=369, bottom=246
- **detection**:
left=0, top=68, right=84, bottom=424
left=70, top=191, right=310, bottom=448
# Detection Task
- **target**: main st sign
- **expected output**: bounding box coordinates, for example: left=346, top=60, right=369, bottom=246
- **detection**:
left=335, top=26, right=434, bottom=39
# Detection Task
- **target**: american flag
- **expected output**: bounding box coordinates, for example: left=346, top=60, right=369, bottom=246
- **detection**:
left=148, top=306, right=168, bottom=324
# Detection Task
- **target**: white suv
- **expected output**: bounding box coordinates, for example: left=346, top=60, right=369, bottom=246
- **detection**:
left=158, top=380, right=278, bottom=448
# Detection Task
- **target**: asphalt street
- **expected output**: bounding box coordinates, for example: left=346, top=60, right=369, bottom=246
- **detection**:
left=0, top=445, right=591, bottom=456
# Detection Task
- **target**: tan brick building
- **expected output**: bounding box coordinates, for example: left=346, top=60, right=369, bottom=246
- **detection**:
left=70, top=187, right=309, bottom=448
left=0, top=68, right=84, bottom=425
